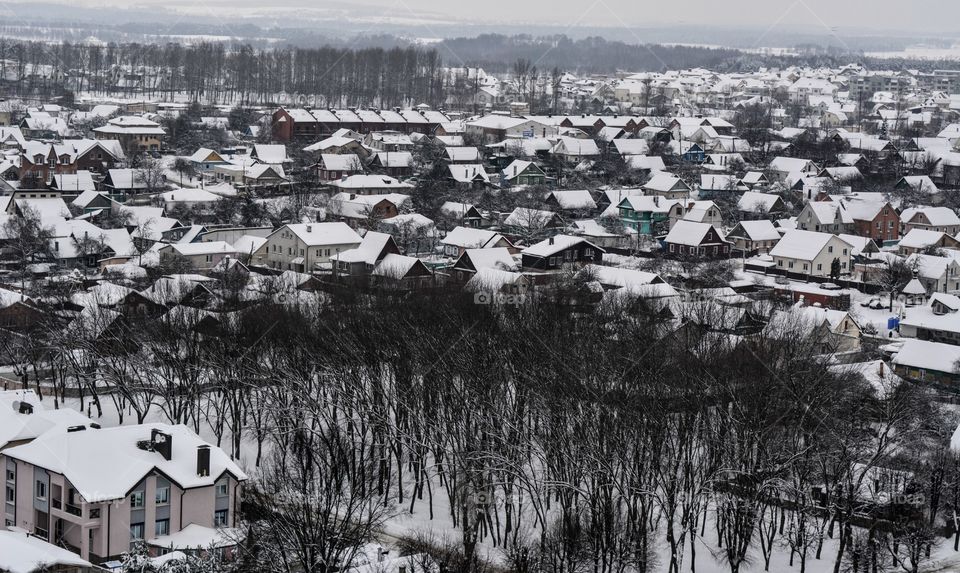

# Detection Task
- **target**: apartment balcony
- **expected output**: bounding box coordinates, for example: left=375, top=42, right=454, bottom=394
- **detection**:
left=65, top=503, right=82, bottom=517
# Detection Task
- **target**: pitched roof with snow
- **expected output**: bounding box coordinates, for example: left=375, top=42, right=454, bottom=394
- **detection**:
left=5, top=423, right=247, bottom=503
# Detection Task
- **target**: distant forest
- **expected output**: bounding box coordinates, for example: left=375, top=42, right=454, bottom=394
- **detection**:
left=436, top=35, right=742, bottom=73
left=3, top=33, right=960, bottom=108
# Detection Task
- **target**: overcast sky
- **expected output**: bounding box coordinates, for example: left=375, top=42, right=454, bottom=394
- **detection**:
left=347, top=0, right=960, bottom=33
left=20, top=0, right=960, bottom=37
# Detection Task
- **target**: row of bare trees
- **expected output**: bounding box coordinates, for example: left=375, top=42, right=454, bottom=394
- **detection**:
left=3, top=286, right=958, bottom=573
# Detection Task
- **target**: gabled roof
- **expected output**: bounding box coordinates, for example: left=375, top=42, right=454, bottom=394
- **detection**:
left=280, top=222, right=363, bottom=247
left=769, top=230, right=851, bottom=260
left=547, top=189, right=597, bottom=210
left=522, top=234, right=603, bottom=257
left=730, top=220, right=780, bottom=242
left=664, top=220, right=725, bottom=246
left=5, top=423, right=247, bottom=503
left=441, top=226, right=511, bottom=249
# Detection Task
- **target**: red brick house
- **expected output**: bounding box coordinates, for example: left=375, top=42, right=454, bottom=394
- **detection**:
left=846, top=201, right=900, bottom=244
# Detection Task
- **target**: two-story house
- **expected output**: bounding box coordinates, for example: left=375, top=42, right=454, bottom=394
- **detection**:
left=769, top=230, right=853, bottom=278
left=796, top=201, right=854, bottom=234
left=616, top=196, right=683, bottom=236
left=520, top=235, right=604, bottom=271
left=253, top=222, right=363, bottom=272
left=3, top=424, right=246, bottom=563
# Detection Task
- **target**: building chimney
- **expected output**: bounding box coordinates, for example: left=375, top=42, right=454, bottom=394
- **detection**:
left=15, top=401, right=33, bottom=415
left=197, top=445, right=211, bottom=477
left=549, top=236, right=555, bottom=245
left=306, top=224, right=312, bottom=233
left=150, top=428, right=172, bottom=461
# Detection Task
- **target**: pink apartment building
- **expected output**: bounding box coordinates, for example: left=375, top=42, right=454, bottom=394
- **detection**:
left=3, top=420, right=247, bottom=564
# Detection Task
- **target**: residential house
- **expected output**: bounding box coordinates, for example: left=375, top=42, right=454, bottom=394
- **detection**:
left=544, top=190, right=597, bottom=215
left=330, top=231, right=401, bottom=279
left=726, top=220, right=781, bottom=254
left=367, top=151, right=413, bottom=178
left=681, top=200, right=723, bottom=227
left=447, top=164, right=491, bottom=188
left=796, top=201, right=854, bottom=234
left=438, top=202, right=484, bottom=228
left=907, top=253, right=960, bottom=294
left=900, top=293, right=960, bottom=344
left=501, top=160, right=546, bottom=186
left=769, top=230, right=853, bottom=277
left=502, top=207, right=564, bottom=237
left=900, top=207, right=960, bottom=236
left=893, top=339, right=960, bottom=386
left=520, top=235, right=604, bottom=271
left=450, top=248, right=518, bottom=283
left=188, top=148, right=229, bottom=173
left=253, top=222, right=363, bottom=272
left=898, top=229, right=960, bottom=255
left=642, top=173, right=691, bottom=200
left=844, top=200, right=900, bottom=243
left=617, top=196, right=683, bottom=235
left=328, top=174, right=413, bottom=196
left=157, top=242, right=237, bottom=271
left=3, top=423, right=246, bottom=562
left=93, top=116, right=165, bottom=152
left=440, top=227, right=516, bottom=258
left=326, top=193, right=408, bottom=228
left=737, top=191, right=786, bottom=219
left=369, top=254, right=434, bottom=290
left=317, top=154, right=364, bottom=182
left=662, top=221, right=731, bottom=259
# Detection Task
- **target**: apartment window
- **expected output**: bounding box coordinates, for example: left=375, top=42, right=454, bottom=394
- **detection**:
left=777, top=259, right=783, bottom=267
left=155, top=519, right=170, bottom=537
left=156, top=486, right=170, bottom=506
left=5, top=487, right=13, bottom=503
left=130, top=522, right=145, bottom=542
left=130, top=491, right=145, bottom=509
left=216, top=481, right=229, bottom=497
left=803, top=264, right=808, bottom=270
left=205, top=255, right=213, bottom=263
left=35, top=481, right=46, bottom=500
left=548, top=257, right=557, bottom=266
left=214, top=509, right=229, bottom=527
left=817, top=264, right=822, bottom=271
left=5, top=470, right=12, bottom=482
left=827, top=246, right=833, bottom=253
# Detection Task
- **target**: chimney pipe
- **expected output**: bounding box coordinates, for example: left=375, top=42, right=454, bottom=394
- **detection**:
left=197, top=445, right=211, bottom=477
left=151, top=429, right=172, bottom=461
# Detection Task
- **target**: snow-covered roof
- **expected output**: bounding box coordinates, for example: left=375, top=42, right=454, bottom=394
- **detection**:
left=733, top=220, right=780, bottom=242
left=441, top=226, right=509, bottom=249
left=282, top=222, right=363, bottom=247
left=547, top=189, right=597, bottom=210
left=893, top=339, right=960, bottom=375
left=664, top=220, right=722, bottom=246
left=522, top=234, right=600, bottom=257
left=331, top=231, right=394, bottom=265
left=769, top=230, right=850, bottom=260
left=6, top=423, right=247, bottom=502
left=148, top=523, right=243, bottom=551
left=0, top=390, right=92, bottom=451
left=737, top=191, right=781, bottom=213
left=371, top=253, right=426, bottom=278
left=459, top=247, right=517, bottom=272
left=0, top=530, right=93, bottom=573
left=899, top=229, right=950, bottom=250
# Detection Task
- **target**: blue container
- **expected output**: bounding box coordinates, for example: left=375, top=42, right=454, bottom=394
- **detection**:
left=887, top=317, right=900, bottom=330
